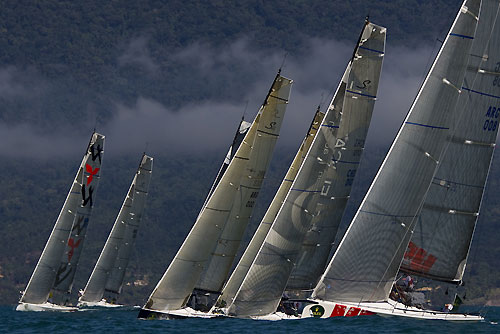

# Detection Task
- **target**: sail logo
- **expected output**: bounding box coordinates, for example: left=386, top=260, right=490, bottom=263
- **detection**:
left=81, top=184, right=94, bottom=207
left=483, top=106, right=499, bottom=132
left=89, top=143, right=103, bottom=164
left=310, top=305, right=325, bottom=317
left=404, top=241, right=437, bottom=273
left=67, top=238, right=81, bottom=261
left=85, top=164, right=100, bottom=185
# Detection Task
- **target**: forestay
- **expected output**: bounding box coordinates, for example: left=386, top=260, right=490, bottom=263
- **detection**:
left=20, top=132, right=105, bottom=305
left=52, top=134, right=105, bottom=295
left=313, top=0, right=480, bottom=304
left=401, top=0, right=500, bottom=283
left=143, top=74, right=292, bottom=311
left=80, top=154, right=153, bottom=303
left=287, top=21, right=386, bottom=293
left=196, top=78, right=293, bottom=294
left=216, top=109, right=324, bottom=307
left=227, top=21, right=386, bottom=317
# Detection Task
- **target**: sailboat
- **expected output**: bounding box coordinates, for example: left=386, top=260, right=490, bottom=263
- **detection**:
left=78, top=154, right=153, bottom=308
left=301, top=0, right=496, bottom=321
left=17, top=132, right=105, bottom=312
left=214, top=109, right=325, bottom=310
left=138, top=72, right=293, bottom=319
left=225, top=20, right=386, bottom=320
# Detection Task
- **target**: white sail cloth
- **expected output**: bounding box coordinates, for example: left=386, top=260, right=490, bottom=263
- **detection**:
left=314, top=0, right=481, bottom=304
left=217, top=110, right=325, bottom=307
left=143, top=74, right=292, bottom=312
left=20, top=132, right=105, bottom=305
left=401, top=0, right=500, bottom=283
left=79, top=154, right=153, bottom=303
left=228, top=21, right=386, bottom=317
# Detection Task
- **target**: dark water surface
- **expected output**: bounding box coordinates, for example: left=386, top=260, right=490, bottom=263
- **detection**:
left=1, top=305, right=498, bottom=333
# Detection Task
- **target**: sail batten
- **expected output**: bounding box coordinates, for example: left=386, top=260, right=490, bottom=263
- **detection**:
left=20, top=133, right=105, bottom=305
left=313, top=0, right=481, bottom=304
left=79, top=154, right=153, bottom=303
left=401, top=0, right=500, bottom=282
left=227, top=21, right=386, bottom=317
left=143, top=74, right=292, bottom=312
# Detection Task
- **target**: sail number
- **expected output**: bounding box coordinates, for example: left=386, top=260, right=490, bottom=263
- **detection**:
left=494, top=62, right=500, bottom=87
left=483, top=106, right=499, bottom=131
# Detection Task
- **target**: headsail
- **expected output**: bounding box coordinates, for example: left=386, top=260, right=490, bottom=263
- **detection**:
left=287, top=20, right=386, bottom=293
left=142, top=74, right=292, bottom=312
left=401, top=0, right=500, bottom=283
left=196, top=77, right=293, bottom=294
left=313, top=0, right=480, bottom=304
left=227, top=21, right=386, bottom=317
left=52, top=134, right=105, bottom=297
left=216, top=109, right=325, bottom=307
left=20, top=132, right=105, bottom=305
left=79, top=154, right=153, bottom=303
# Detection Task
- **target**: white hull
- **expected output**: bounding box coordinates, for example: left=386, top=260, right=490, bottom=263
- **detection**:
left=301, top=299, right=483, bottom=321
left=138, top=307, right=220, bottom=319
left=16, top=302, right=78, bottom=312
left=77, top=299, right=124, bottom=308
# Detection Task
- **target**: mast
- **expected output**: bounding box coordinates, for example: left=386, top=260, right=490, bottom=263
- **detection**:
left=401, top=0, right=500, bottom=284
left=79, top=154, right=153, bottom=303
left=216, top=109, right=325, bottom=307
left=20, top=132, right=105, bottom=305
left=313, top=0, right=480, bottom=304
left=141, top=74, right=292, bottom=312
left=227, top=21, right=386, bottom=317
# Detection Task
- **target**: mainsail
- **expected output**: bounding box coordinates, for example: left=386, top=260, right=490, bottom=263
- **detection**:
left=79, top=154, right=153, bottom=303
left=20, top=132, right=105, bottom=305
left=227, top=21, right=386, bottom=317
left=401, top=0, right=500, bottom=283
left=217, top=109, right=325, bottom=307
left=313, top=0, right=480, bottom=304
left=200, top=120, right=251, bottom=215
left=196, top=81, right=293, bottom=294
left=142, top=73, right=292, bottom=312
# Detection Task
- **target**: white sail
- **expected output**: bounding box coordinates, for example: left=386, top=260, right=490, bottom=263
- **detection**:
left=401, top=0, right=500, bottom=283
left=216, top=109, right=325, bottom=307
left=79, top=154, right=153, bottom=304
left=227, top=21, right=386, bottom=317
left=196, top=82, right=293, bottom=294
left=142, top=74, right=293, bottom=312
left=20, top=132, right=105, bottom=305
left=313, top=0, right=480, bottom=304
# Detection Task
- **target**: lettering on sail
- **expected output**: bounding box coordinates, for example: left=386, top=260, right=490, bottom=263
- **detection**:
left=404, top=241, right=437, bottom=273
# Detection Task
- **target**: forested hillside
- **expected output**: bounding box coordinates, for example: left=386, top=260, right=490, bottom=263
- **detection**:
left=2, top=0, right=500, bottom=306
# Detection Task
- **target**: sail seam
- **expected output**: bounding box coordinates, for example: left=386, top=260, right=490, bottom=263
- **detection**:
left=405, top=121, right=449, bottom=130
left=358, top=46, right=385, bottom=54
left=256, top=129, right=279, bottom=137
left=346, top=90, right=377, bottom=99
left=359, top=210, right=416, bottom=218
left=449, top=33, right=474, bottom=39
left=321, top=124, right=339, bottom=128
left=461, top=87, right=500, bottom=99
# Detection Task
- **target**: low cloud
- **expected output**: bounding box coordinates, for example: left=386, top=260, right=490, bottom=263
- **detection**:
left=0, top=37, right=437, bottom=159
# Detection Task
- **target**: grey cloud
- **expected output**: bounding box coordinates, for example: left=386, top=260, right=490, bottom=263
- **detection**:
left=0, top=37, right=438, bottom=159
left=118, top=36, right=159, bottom=74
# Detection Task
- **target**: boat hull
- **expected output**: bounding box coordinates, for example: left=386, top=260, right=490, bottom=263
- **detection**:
left=138, top=307, right=220, bottom=319
left=16, top=302, right=78, bottom=312
left=301, top=300, right=483, bottom=321
left=77, top=299, right=124, bottom=308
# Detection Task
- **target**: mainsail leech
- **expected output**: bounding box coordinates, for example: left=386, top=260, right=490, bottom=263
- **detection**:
left=313, top=0, right=481, bottom=304
left=20, top=132, right=105, bottom=306
left=227, top=21, right=386, bottom=317
left=79, top=154, right=153, bottom=304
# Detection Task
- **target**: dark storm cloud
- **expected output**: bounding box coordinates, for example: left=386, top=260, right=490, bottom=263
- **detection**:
left=0, top=37, right=436, bottom=159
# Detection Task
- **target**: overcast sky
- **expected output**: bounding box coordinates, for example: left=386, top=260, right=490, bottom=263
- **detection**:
left=0, top=35, right=437, bottom=160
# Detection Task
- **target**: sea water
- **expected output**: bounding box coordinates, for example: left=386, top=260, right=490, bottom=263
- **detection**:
left=0, top=306, right=498, bottom=334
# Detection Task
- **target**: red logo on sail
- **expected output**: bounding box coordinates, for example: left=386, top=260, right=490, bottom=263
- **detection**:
left=404, top=241, right=437, bottom=273
left=67, top=238, right=81, bottom=261
left=85, top=164, right=100, bottom=185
